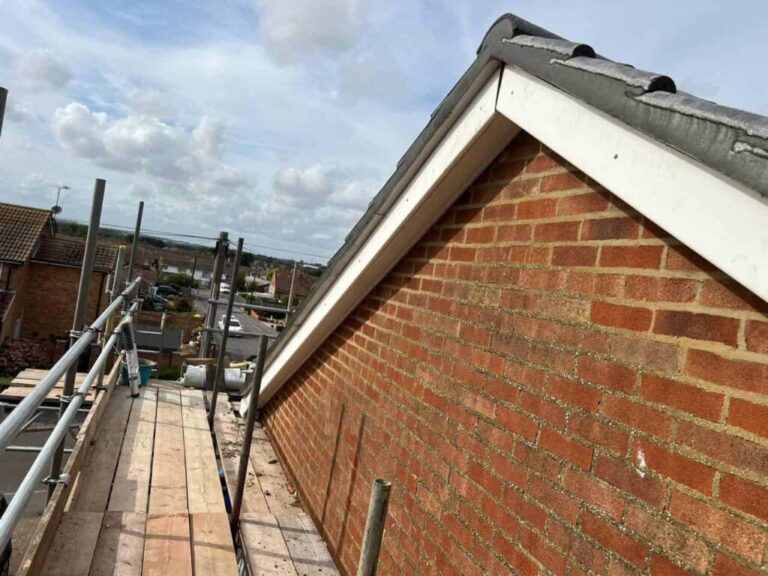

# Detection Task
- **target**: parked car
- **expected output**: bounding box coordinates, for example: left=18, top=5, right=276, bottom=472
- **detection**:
left=220, top=282, right=231, bottom=295
left=218, top=315, right=243, bottom=337
left=142, top=294, right=167, bottom=312
left=156, top=285, right=182, bottom=297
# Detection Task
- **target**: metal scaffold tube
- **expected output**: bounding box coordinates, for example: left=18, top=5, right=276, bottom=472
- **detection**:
left=356, top=479, right=392, bottom=576
left=0, top=277, right=140, bottom=454
left=199, top=231, right=228, bottom=358
left=0, top=302, right=139, bottom=553
left=230, top=334, right=268, bottom=532
left=208, top=237, right=243, bottom=426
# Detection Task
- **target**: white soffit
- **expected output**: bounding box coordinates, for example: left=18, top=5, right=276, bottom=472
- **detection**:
left=496, top=64, right=768, bottom=303
left=247, top=68, right=519, bottom=411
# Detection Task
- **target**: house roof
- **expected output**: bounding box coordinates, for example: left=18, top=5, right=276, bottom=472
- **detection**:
left=33, top=237, right=118, bottom=272
left=0, top=202, right=52, bottom=264
left=245, top=13, right=768, bottom=411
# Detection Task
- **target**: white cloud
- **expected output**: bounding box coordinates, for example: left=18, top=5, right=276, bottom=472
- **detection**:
left=6, top=102, right=40, bottom=123
left=256, top=0, right=365, bottom=64
left=15, top=48, right=71, bottom=90
left=270, top=163, right=373, bottom=214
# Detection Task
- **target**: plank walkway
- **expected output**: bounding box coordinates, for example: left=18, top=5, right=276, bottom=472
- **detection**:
left=37, top=381, right=237, bottom=576
left=33, top=380, right=339, bottom=576
left=1, top=368, right=96, bottom=404
left=213, top=400, right=340, bottom=576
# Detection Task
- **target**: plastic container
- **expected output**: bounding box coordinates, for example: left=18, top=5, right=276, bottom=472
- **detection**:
left=122, top=358, right=156, bottom=387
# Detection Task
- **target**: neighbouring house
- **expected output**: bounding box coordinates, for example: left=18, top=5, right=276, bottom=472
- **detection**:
left=245, top=15, right=768, bottom=576
left=269, top=268, right=316, bottom=303
left=160, top=252, right=214, bottom=286
left=0, top=202, right=117, bottom=346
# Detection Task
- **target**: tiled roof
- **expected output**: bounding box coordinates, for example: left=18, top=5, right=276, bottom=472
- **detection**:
left=0, top=203, right=51, bottom=263
left=0, top=290, right=15, bottom=321
left=33, top=237, right=118, bottom=272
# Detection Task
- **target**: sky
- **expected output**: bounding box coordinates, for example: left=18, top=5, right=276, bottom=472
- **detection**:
left=0, top=0, right=766, bottom=263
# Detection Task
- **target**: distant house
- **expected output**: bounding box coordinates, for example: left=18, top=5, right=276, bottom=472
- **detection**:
left=0, top=202, right=117, bottom=344
left=160, top=253, right=213, bottom=286
left=269, top=269, right=316, bottom=303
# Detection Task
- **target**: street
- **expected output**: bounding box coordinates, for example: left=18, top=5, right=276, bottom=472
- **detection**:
left=193, top=290, right=278, bottom=361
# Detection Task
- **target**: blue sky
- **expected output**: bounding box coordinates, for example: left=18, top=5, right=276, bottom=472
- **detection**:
left=1, top=0, right=766, bottom=261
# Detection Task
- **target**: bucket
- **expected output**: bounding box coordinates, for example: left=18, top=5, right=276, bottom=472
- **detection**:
left=122, top=358, right=156, bottom=387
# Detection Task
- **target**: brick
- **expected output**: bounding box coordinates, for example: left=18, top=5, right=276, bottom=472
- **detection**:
left=552, top=245, right=598, bottom=266
left=534, top=220, right=580, bottom=241
left=700, top=280, right=768, bottom=313
left=517, top=198, right=557, bottom=219
left=596, top=456, right=666, bottom=507
left=666, top=244, right=717, bottom=272
left=625, top=506, right=709, bottom=573
left=539, top=428, right=593, bottom=470
left=547, top=375, right=601, bottom=412
left=482, top=203, right=517, bottom=222
left=564, top=469, right=624, bottom=520
left=591, top=301, right=653, bottom=332
left=640, top=374, right=724, bottom=421
left=527, top=476, right=580, bottom=523
left=669, top=490, right=766, bottom=563
left=464, top=226, right=495, bottom=244
left=568, top=413, right=629, bottom=454
left=719, top=474, right=768, bottom=522
left=557, top=191, right=610, bottom=215
left=489, top=158, right=527, bottom=182
left=651, top=555, right=694, bottom=576
left=581, top=217, right=640, bottom=240
left=519, top=392, right=566, bottom=428
left=525, top=152, right=567, bottom=173
left=582, top=511, right=647, bottom=568
left=712, top=554, right=761, bottom=576
left=677, top=421, right=768, bottom=476
left=600, top=245, right=664, bottom=269
left=634, top=440, right=715, bottom=494
left=623, top=276, right=698, bottom=303
left=610, top=335, right=681, bottom=372
left=540, top=171, right=588, bottom=193
left=577, top=356, right=636, bottom=393
left=566, top=271, right=624, bottom=297
left=685, top=350, right=768, bottom=395
left=728, top=398, right=768, bottom=438
left=653, top=310, right=739, bottom=346
left=745, top=320, right=768, bottom=354
left=495, top=406, right=538, bottom=441
left=496, top=223, right=532, bottom=242
left=603, top=396, right=673, bottom=439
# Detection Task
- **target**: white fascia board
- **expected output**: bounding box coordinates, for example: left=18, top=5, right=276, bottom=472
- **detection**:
left=496, top=64, right=768, bottom=303
left=247, top=68, right=519, bottom=411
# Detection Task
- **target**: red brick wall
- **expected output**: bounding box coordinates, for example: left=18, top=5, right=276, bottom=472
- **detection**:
left=1, top=263, right=28, bottom=342
left=264, top=132, right=768, bottom=576
left=21, top=263, right=110, bottom=340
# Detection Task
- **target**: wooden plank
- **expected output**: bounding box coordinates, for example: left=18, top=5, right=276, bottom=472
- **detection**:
left=67, top=390, right=134, bottom=512
left=181, top=390, right=224, bottom=513
left=17, top=362, right=122, bottom=576
left=39, top=512, right=104, bottom=576
left=212, top=401, right=270, bottom=515
left=249, top=427, right=301, bottom=517
left=148, top=387, right=188, bottom=514
left=17, top=368, right=88, bottom=380
left=109, top=386, right=157, bottom=512
left=89, top=512, right=147, bottom=576
left=142, top=514, right=192, bottom=576
left=190, top=513, right=239, bottom=576
left=277, top=514, right=340, bottom=576
left=240, top=513, right=299, bottom=576
left=0, top=386, right=96, bottom=403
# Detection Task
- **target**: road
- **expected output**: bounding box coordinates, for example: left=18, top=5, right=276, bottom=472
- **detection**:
left=194, top=290, right=278, bottom=361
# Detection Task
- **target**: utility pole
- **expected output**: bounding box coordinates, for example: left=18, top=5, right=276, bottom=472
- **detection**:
left=0, top=86, right=7, bottom=138
left=199, top=231, right=228, bottom=358
left=208, top=237, right=243, bottom=427
left=189, top=255, right=198, bottom=297
left=286, top=261, right=298, bottom=313
left=127, top=201, right=144, bottom=284
left=48, top=178, right=105, bottom=499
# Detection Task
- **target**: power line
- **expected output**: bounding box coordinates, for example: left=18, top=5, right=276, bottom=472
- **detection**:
left=59, top=218, right=334, bottom=260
